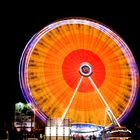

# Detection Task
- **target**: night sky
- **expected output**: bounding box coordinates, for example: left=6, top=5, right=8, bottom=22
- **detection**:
left=1, top=5, right=140, bottom=136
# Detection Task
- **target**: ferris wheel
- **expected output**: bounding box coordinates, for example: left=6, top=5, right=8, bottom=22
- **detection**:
left=19, top=17, right=139, bottom=127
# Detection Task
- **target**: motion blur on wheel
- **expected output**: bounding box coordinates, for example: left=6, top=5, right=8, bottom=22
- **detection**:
left=19, top=17, right=139, bottom=140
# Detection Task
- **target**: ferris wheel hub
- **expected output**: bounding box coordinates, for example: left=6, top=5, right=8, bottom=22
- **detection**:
left=79, top=62, right=92, bottom=77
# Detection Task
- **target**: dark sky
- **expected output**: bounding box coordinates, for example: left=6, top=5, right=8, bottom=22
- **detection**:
left=1, top=5, right=140, bottom=134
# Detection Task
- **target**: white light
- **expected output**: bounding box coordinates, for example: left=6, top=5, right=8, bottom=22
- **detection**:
left=45, top=126, right=70, bottom=136
left=16, top=128, right=21, bottom=132
left=79, top=62, right=92, bottom=76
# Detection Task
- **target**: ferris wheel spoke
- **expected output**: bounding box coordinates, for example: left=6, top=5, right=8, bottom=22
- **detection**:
left=59, top=76, right=84, bottom=126
left=88, top=76, right=120, bottom=127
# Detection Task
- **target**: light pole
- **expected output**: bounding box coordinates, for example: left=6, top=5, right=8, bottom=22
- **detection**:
left=32, top=107, right=36, bottom=129
left=27, top=103, right=37, bottom=132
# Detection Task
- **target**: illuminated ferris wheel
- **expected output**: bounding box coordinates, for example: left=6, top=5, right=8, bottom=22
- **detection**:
left=19, top=17, right=139, bottom=127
